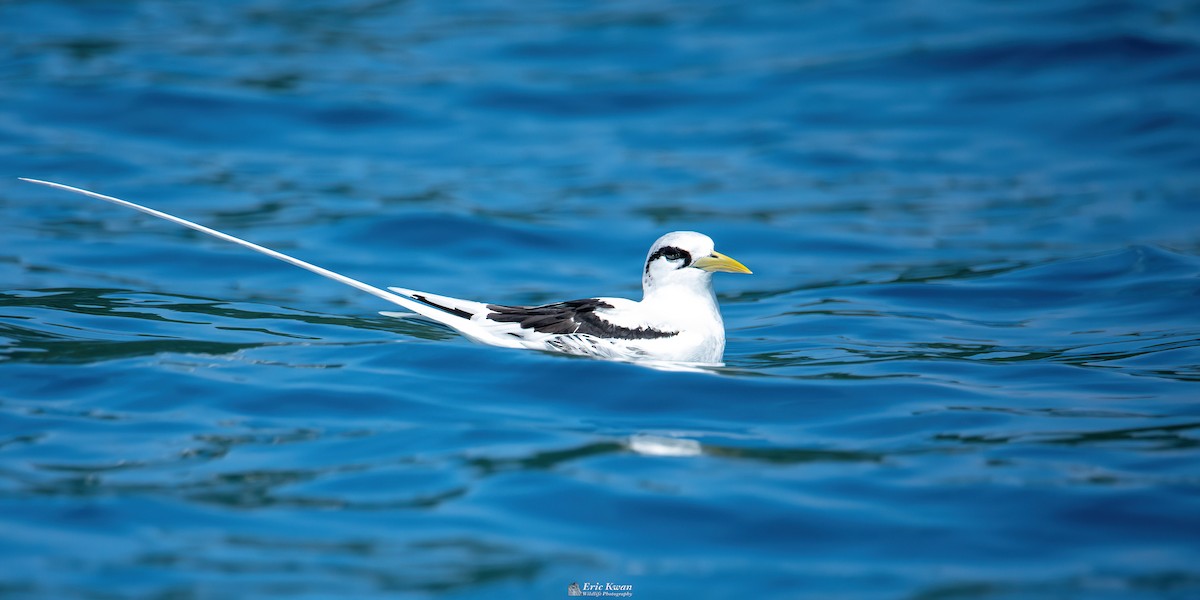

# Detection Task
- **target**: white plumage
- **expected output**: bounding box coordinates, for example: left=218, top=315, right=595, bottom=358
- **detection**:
left=20, top=179, right=752, bottom=365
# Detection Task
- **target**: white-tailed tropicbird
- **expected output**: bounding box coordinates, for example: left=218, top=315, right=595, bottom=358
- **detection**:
left=19, top=178, right=752, bottom=365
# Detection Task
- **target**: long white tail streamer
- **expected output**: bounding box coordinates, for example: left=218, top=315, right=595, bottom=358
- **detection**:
left=17, top=178, right=490, bottom=337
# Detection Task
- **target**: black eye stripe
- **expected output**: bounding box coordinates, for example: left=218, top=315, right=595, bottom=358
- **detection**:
left=645, top=246, right=693, bottom=272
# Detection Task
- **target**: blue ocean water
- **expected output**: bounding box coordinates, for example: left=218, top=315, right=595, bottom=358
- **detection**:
left=2, top=0, right=1199, bottom=598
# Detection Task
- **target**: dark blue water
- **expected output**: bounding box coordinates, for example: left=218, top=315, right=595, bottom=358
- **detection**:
left=3, top=1, right=1199, bottom=598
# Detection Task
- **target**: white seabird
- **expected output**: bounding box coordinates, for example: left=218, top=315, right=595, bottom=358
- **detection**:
left=20, top=178, right=752, bottom=365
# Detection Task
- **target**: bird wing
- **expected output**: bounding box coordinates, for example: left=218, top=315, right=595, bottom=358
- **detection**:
left=17, top=178, right=511, bottom=343
left=484, top=299, right=678, bottom=340
left=385, top=289, right=677, bottom=354
left=385, top=286, right=610, bottom=348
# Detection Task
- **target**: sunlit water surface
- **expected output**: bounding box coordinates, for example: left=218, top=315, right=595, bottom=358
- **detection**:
left=2, top=1, right=1199, bottom=598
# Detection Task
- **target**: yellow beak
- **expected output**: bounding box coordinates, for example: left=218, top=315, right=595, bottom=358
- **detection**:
left=692, top=251, right=752, bottom=274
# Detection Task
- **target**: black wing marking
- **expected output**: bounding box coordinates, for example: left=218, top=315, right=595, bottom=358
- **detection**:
left=409, top=293, right=475, bottom=320
left=485, top=299, right=678, bottom=340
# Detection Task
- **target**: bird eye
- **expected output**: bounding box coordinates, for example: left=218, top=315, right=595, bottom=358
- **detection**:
left=652, top=246, right=691, bottom=267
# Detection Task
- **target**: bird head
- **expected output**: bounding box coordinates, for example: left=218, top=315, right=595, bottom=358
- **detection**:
left=642, top=231, right=751, bottom=296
